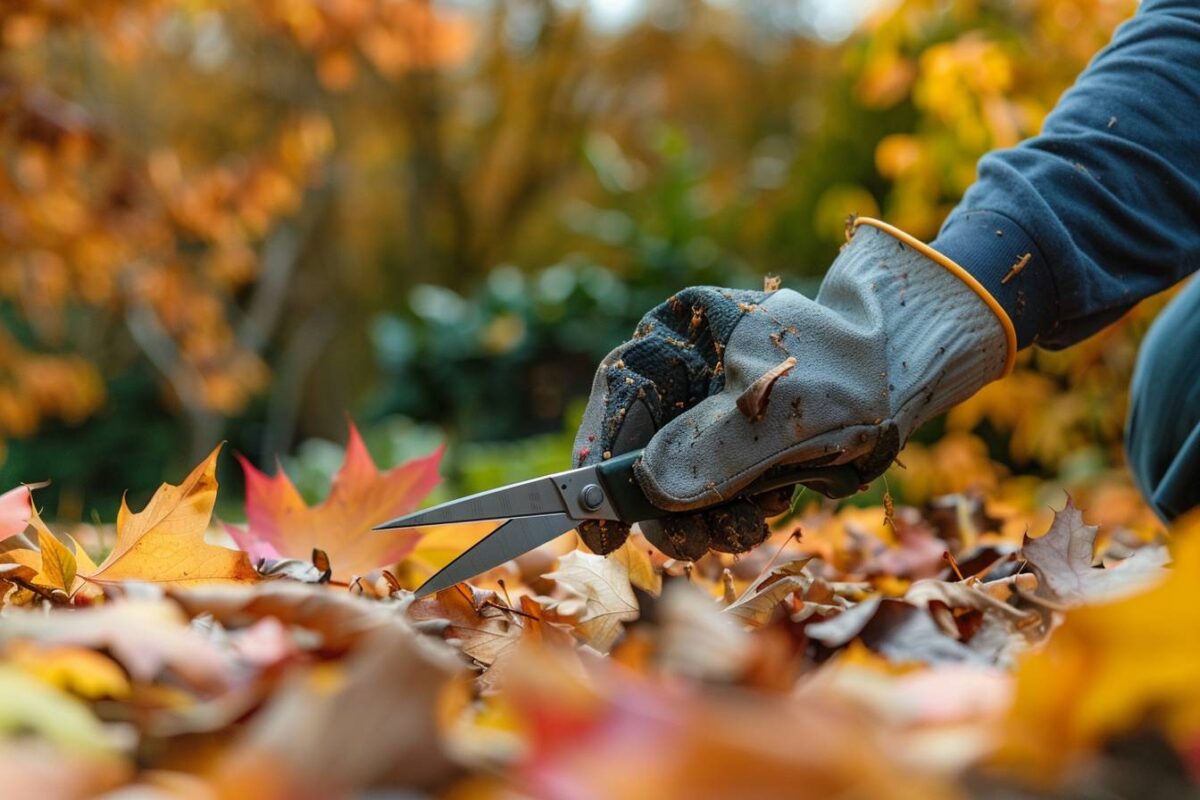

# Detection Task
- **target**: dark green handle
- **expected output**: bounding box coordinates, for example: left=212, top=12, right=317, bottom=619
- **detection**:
left=595, top=450, right=663, bottom=522
left=595, top=448, right=863, bottom=523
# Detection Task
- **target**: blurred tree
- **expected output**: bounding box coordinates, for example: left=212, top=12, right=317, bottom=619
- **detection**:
left=0, top=0, right=1151, bottom=522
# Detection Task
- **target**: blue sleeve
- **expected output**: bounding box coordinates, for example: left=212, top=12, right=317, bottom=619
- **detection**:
left=930, top=0, right=1200, bottom=349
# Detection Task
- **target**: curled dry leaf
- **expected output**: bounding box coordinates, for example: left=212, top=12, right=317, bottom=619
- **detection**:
left=736, top=356, right=797, bottom=422
left=724, top=558, right=813, bottom=627
left=905, top=578, right=1036, bottom=623
left=808, top=596, right=884, bottom=648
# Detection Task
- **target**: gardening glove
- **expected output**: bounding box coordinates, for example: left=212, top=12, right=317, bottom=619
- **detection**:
left=572, top=218, right=1015, bottom=561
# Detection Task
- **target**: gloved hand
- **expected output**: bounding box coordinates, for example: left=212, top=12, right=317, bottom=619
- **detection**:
left=572, top=219, right=1015, bottom=560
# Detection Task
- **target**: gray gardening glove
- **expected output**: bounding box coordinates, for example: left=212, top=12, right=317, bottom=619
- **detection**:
left=572, top=220, right=1013, bottom=560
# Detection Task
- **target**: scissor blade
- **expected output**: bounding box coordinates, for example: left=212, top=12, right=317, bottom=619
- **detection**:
left=413, top=513, right=578, bottom=598
left=375, top=466, right=591, bottom=530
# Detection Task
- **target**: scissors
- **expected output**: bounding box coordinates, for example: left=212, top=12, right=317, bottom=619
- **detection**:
left=376, top=447, right=861, bottom=598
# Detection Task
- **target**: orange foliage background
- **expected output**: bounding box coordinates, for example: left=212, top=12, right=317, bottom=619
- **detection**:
left=0, top=0, right=1165, bottom=541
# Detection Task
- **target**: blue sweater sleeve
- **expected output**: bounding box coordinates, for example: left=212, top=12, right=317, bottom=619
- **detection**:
left=931, top=0, right=1200, bottom=350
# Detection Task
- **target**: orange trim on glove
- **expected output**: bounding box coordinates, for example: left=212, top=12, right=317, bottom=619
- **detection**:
left=851, top=217, right=1017, bottom=377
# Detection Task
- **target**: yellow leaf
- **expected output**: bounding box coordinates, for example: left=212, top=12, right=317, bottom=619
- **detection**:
left=8, top=642, right=130, bottom=700
left=36, top=527, right=76, bottom=594
left=611, top=537, right=661, bottom=597
left=0, top=665, right=120, bottom=758
left=79, top=445, right=258, bottom=588
left=67, top=535, right=99, bottom=574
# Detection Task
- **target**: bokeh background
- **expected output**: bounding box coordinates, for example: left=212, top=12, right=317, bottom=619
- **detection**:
left=0, top=0, right=1163, bottom=535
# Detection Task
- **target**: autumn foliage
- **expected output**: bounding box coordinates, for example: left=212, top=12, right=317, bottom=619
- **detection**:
left=0, top=0, right=1190, bottom=797
left=0, top=421, right=1194, bottom=797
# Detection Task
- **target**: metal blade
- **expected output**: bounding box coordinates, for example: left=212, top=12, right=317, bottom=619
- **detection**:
left=375, top=473, right=567, bottom=530
left=413, top=513, right=578, bottom=598
left=374, top=463, right=613, bottom=530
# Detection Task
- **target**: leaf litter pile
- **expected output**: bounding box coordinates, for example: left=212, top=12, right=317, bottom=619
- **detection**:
left=1, top=424, right=1197, bottom=798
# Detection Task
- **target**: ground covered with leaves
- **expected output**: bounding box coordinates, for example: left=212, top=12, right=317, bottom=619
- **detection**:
left=1, top=424, right=1195, bottom=799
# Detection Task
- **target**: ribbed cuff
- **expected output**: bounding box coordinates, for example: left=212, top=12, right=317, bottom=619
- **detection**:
left=932, top=210, right=1056, bottom=349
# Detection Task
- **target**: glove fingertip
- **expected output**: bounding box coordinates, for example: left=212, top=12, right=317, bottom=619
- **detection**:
left=577, top=519, right=631, bottom=555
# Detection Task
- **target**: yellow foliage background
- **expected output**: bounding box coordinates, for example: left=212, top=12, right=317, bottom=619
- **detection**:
left=0, top=0, right=1165, bottom=538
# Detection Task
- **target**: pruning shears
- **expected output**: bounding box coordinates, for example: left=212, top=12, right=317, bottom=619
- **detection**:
left=375, top=447, right=861, bottom=598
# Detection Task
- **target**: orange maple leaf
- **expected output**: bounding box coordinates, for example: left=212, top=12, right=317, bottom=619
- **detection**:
left=80, top=445, right=259, bottom=589
left=226, top=423, right=443, bottom=580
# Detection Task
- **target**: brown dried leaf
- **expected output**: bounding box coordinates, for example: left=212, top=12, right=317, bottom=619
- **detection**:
left=905, top=579, right=1035, bottom=623
left=724, top=558, right=813, bottom=627
left=544, top=550, right=639, bottom=651
left=807, top=596, right=883, bottom=648
left=408, top=584, right=521, bottom=666
left=859, top=601, right=990, bottom=665
left=1022, top=498, right=1168, bottom=604
left=736, top=357, right=797, bottom=422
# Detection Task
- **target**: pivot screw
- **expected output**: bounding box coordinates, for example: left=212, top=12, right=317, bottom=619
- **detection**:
left=579, top=483, right=605, bottom=511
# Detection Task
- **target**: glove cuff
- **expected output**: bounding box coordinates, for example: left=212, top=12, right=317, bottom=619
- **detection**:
left=851, top=217, right=1017, bottom=376
left=820, top=219, right=1010, bottom=428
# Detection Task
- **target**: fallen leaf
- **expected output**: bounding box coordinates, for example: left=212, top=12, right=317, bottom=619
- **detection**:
left=207, top=591, right=464, bottom=796
left=808, top=596, right=883, bottom=648
left=859, top=600, right=990, bottom=666
left=227, top=423, right=445, bottom=580
left=611, top=537, right=662, bottom=597
left=726, top=576, right=804, bottom=626
left=0, top=485, right=34, bottom=542
left=1022, top=498, right=1168, bottom=604
left=865, top=514, right=948, bottom=579
left=659, top=580, right=750, bottom=681
left=36, top=528, right=76, bottom=594
left=78, top=445, right=258, bottom=589
left=724, top=558, right=813, bottom=627
left=0, top=599, right=232, bottom=691
left=408, top=584, right=523, bottom=666
left=6, top=642, right=131, bottom=700
left=905, top=578, right=1035, bottom=623
left=544, top=550, right=639, bottom=651
left=0, top=665, right=123, bottom=757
